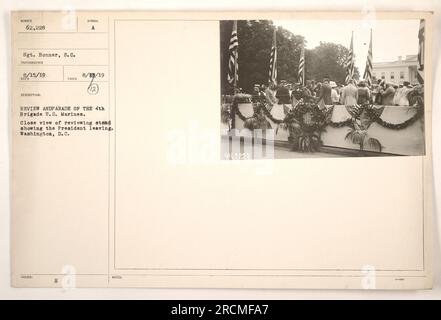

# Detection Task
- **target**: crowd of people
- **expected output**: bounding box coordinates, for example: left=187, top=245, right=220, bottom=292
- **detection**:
left=247, top=78, right=424, bottom=108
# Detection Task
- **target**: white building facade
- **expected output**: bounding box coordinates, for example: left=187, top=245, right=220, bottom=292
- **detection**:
left=372, top=55, right=419, bottom=85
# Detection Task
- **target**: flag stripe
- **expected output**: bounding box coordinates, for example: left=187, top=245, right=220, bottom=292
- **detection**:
left=363, top=29, right=373, bottom=87
left=417, top=19, right=425, bottom=84
left=227, top=21, right=239, bottom=86
left=269, top=30, right=277, bottom=85
left=345, top=32, right=354, bottom=84
left=298, top=45, right=305, bottom=85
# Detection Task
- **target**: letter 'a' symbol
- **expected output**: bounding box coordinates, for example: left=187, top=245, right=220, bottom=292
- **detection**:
left=91, top=25, right=95, bottom=30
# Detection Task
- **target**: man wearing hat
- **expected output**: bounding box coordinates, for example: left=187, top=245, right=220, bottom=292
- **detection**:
left=340, top=79, right=358, bottom=106
left=264, top=83, right=278, bottom=107
left=300, top=82, right=316, bottom=103
left=275, top=81, right=291, bottom=104
left=398, top=81, right=413, bottom=106
left=379, top=82, right=396, bottom=106
left=408, top=84, right=424, bottom=107
left=318, top=78, right=333, bottom=105
left=373, top=79, right=384, bottom=105
left=252, top=84, right=264, bottom=104
left=357, top=80, right=371, bottom=105
left=330, top=81, right=340, bottom=104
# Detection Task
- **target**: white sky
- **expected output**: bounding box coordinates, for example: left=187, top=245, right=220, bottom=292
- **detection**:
left=274, top=19, right=420, bottom=74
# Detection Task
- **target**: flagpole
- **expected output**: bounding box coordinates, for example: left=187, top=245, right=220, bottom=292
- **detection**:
left=234, top=48, right=238, bottom=90
left=345, top=31, right=354, bottom=84
left=227, top=20, right=239, bottom=93
left=370, top=28, right=372, bottom=83
left=363, top=29, right=373, bottom=87
left=351, top=31, right=354, bottom=81
left=302, top=45, right=305, bottom=85
left=269, top=29, right=277, bottom=86
left=233, top=21, right=238, bottom=91
left=417, top=19, right=425, bottom=84
left=298, top=43, right=305, bottom=86
left=274, top=29, right=277, bottom=85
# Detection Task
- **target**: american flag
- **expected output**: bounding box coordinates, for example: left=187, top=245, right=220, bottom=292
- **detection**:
left=345, top=31, right=355, bottom=84
left=268, top=29, right=277, bottom=85
left=363, top=29, right=373, bottom=87
left=227, top=20, right=239, bottom=87
left=417, top=19, right=425, bottom=84
left=298, top=44, right=305, bottom=85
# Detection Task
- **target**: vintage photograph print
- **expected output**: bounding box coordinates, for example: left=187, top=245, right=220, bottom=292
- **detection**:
left=220, top=19, right=426, bottom=160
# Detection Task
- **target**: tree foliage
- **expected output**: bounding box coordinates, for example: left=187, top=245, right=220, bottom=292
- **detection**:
left=220, top=20, right=359, bottom=94
left=305, top=42, right=360, bottom=85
